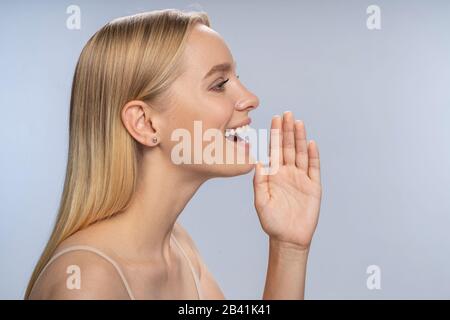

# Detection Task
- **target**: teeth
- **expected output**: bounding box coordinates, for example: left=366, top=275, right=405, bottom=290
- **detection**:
left=225, top=125, right=248, bottom=135
left=225, top=124, right=252, bottom=141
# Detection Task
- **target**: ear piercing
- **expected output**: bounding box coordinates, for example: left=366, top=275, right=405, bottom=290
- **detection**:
left=152, top=137, right=158, bottom=144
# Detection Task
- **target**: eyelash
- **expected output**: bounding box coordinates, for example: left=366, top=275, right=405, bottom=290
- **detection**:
left=212, top=75, right=240, bottom=92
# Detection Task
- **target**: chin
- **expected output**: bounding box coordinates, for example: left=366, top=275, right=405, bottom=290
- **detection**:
left=210, top=161, right=256, bottom=178
left=174, top=136, right=257, bottom=178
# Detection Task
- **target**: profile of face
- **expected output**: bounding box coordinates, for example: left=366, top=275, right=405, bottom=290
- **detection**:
left=124, top=23, right=260, bottom=180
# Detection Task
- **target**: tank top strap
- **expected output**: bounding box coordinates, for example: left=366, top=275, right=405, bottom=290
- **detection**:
left=171, top=233, right=203, bottom=300
left=33, top=245, right=136, bottom=300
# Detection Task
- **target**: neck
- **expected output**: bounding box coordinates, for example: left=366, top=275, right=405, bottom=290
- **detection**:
left=110, top=151, right=207, bottom=263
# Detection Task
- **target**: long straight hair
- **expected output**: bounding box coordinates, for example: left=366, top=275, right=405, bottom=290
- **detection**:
left=25, top=9, right=210, bottom=299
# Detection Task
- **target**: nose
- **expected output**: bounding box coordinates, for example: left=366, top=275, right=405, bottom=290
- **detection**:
left=235, top=92, right=260, bottom=112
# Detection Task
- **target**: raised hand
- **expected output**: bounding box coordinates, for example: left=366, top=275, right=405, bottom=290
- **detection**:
left=253, top=111, right=322, bottom=251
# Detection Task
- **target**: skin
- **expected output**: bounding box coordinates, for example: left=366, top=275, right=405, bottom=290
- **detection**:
left=29, top=23, right=321, bottom=300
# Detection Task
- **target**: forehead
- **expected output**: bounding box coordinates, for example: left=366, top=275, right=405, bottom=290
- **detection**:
left=182, top=24, right=234, bottom=77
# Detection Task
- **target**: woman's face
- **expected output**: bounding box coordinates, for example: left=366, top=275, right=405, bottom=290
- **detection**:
left=158, top=23, right=260, bottom=178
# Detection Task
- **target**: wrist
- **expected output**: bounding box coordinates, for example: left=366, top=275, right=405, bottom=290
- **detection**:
left=269, top=238, right=310, bottom=258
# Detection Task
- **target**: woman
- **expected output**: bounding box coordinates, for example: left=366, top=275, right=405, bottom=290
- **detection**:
left=25, top=9, right=322, bottom=300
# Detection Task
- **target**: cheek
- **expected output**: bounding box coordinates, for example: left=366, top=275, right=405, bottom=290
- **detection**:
left=162, top=83, right=235, bottom=147
left=202, top=106, right=233, bottom=131
left=196, top=96, right=235, bottom=130
left=178, top=99, right=234, bottom=132
left=171, top=77, right=235, bottom=130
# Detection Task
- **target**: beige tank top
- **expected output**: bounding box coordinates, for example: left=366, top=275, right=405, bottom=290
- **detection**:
left=32, top=233, right=203, bottom=300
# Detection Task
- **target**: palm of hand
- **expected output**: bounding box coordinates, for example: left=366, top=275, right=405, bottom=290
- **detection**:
left=253, top=112, right=322, bottom=250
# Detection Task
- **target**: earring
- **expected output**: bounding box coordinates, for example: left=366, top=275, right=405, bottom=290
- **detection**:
left=152, top=137, right=158, bottom=144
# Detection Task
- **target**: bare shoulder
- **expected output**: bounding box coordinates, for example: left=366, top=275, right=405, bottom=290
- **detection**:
left=28, top=249, right=131, bottom=300
left=173, top=223, right=201, bottom=257
left=173, top=222, right=226, bottom=299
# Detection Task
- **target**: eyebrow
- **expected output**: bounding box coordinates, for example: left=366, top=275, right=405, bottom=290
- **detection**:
left=203, top=61, right=237, bottom=80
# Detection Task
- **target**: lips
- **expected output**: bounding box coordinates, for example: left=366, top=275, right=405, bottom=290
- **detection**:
left=225, top=118, right=252, bottom=130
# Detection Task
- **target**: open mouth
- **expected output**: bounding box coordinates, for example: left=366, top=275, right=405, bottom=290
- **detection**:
left=224, top=124, right=251, bottom=143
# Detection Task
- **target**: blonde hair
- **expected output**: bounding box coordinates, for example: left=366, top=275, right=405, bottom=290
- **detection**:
left=25, top=8, right=210, bottom=299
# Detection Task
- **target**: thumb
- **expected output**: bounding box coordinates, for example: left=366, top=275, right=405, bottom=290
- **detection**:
left=253, top=161, right=270, bottom=208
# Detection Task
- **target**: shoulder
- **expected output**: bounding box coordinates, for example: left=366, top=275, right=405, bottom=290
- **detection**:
left=173, top=222, right=202, bottom=276
left=173, top=222, right=199, bottom=253
left=29, top=248, right=131, bottom=300
left=173, top=222, right=226, bottom=299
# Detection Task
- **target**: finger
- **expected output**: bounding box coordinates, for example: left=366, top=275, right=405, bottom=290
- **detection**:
left=253, top=161, right=270, bottom=208
left=307, top=140, right=321, bottom=183
left=294, top=120, right=308, bottom=171
left=270, top=115, right=283, bottom=168
left=282, top=111, right=295, bottom=165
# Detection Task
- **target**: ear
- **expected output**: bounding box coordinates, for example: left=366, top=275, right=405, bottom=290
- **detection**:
left=121, top=100, right=160, bottom=147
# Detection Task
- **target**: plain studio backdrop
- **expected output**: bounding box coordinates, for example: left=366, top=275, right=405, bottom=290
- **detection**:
left=1, top=0, right=449, bottom=299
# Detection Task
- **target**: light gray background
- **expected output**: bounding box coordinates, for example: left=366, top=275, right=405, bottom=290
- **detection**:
left=1, top=0, right=449, bottom=299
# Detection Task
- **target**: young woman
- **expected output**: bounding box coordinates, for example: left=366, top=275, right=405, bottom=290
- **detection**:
left=25, top=9, right=322, bottom=300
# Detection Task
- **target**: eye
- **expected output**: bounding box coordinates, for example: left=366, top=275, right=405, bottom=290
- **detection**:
left=212, top=78, right=230, bottom=92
